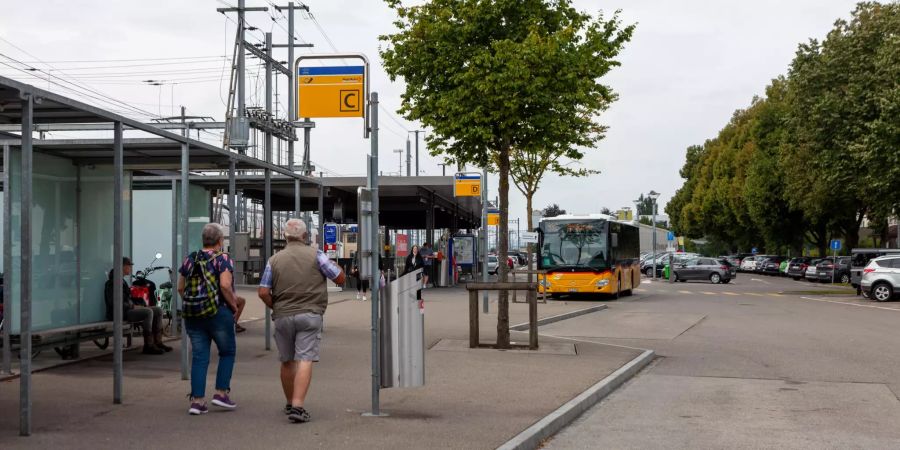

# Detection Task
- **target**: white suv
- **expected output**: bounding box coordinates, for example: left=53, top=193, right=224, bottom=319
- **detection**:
left=860, top=256, right=900, bottom=302
left=740, top=256, right=759, bottom=272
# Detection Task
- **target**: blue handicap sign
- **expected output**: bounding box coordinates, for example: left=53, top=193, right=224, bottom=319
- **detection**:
left=667, top=231, right=675, bottom=241
left=751, top=247, right=758, bottom=254
left=324, top=224, right=338, bottom=244
left=830, top=239, right=841, bottom=251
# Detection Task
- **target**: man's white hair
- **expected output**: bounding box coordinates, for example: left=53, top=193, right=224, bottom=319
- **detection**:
left=284, top=218, right=307, bottom=241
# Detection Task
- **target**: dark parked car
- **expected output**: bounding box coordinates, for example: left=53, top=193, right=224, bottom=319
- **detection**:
left=785, top=257, right=814, bottom=280
left=760, top=256, right=787, bottom=276
left=816, top=256, right=852, bottom=284
left=673, top=257, right=733, bottom=284
left=717, top=258, right=738, bottom=278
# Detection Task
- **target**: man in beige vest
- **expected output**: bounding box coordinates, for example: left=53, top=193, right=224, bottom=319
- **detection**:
left=258, top=219, right=345, bottom=423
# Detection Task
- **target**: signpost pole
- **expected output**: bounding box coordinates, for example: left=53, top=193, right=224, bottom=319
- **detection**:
left=367, top=92, right=384, bottom=417
left=482, top=167, right=489, bottom=313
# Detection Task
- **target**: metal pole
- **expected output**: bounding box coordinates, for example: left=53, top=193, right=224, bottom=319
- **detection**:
left=180, top=108, right=190, bottom=380
left=405, top=139, right=411, bottom=177
left=287, top=1, right=295, bottom=170
left=1, top=144, right=11, bottom=375
left=303, top=125, right=312, bottom=241
left=170, top=179, right=179, bottom=342
left=264, top=32, right=274, bottom=351
left=229, top=160, right=236, bottom=253
left=237, top=0, right=246, bottom=120
left=294, top=179, right=301, bottom=217
left=414, top=130, right=420, bottom=176
left=482, top=167, right=489, bottom=313
left=19, top=94, right=33, bottom=436
left=368, top=92, right=383, bottom=416
left=112, top=121, right=124, bottom=405
left=318, top=176, right=324, bottom=251
left=651, top=200, right=657, bottom=280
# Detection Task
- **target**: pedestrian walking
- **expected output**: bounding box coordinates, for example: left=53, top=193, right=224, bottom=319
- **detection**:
left=420, top=242, right=435, bottom=288
left=258, top=219, right=345, bottom=423
left=351, top=260, right=369, bottom=301
left=404, top=244, right=424, bottom=275
left=178, top=223, right=241, bottom=416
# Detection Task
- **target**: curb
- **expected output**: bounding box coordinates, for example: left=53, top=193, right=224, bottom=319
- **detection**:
left=509, top=304, right=608, bottom=331
left=496, top=349, right=656, bottom=450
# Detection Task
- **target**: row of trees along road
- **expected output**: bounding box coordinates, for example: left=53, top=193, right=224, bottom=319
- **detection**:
left=380, top=0, right=634, bottom=348
left=666, top=2, right=900, bottom=257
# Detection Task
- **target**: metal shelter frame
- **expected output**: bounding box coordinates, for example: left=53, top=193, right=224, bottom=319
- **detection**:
left=0, top=75, right=312, bottom=436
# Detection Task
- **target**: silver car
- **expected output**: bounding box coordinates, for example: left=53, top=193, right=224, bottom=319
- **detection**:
left=860, top=256, right=900, bottom=302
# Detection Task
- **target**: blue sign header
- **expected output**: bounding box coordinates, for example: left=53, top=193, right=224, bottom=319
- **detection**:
left=298, top=66, right=365, bottom=76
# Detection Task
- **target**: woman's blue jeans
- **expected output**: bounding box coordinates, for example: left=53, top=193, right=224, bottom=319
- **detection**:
left=185, top=307, right=236, bottom=398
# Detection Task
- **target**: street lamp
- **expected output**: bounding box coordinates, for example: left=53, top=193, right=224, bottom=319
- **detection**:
left=393, top=149, right=403, bottom=176
left=648, top=190, right=661, bottom=279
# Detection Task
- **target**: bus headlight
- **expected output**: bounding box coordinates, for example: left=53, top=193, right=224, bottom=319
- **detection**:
left=595, top=280, right=609, bottom=288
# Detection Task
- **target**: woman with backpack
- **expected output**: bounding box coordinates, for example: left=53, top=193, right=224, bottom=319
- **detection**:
left=177, top=223, right=241, bottom=416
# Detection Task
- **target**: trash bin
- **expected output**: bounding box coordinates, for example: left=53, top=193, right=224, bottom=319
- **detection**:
left=380, top=268, right=425, bottom=388
left=663, top=264, right=670, bottom=279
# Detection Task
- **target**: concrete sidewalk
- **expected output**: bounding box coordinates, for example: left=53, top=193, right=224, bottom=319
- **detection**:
left=1, top=287, right=645, bottom=449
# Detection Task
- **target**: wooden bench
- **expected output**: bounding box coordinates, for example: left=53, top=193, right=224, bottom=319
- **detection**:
left=3, top=321, right=134, bottom=360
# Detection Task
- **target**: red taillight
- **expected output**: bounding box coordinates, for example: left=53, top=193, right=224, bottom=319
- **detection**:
left=720, top=266, right=728, bottom=270
left=800, top=264, right=808, bottom=270
left=863, top=268, right=876, bottom=274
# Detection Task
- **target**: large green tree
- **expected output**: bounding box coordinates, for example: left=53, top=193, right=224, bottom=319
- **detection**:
left=381, top=0, right=633, bottom=347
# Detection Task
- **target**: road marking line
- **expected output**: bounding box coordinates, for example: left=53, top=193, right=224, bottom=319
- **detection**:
left=769, top=293, right=783, bottom=297
left=701, top=291, right=715, bottom=295
left=723, top=292, right=739, bottom=296
left=800, top=296, right=900, bottom=311
left=678, top=290, right=692, bottom=294
left=746, top=293, right=764, bottom=297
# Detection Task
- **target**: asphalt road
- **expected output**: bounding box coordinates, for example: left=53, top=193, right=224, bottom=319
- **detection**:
left=544, top=273, right=900, bottom=449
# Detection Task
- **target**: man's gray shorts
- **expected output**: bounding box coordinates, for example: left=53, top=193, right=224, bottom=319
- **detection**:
left=274, top=312, right=323, bottom=362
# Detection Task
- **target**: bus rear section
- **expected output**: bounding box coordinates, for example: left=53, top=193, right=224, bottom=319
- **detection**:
left=537, top=215, right=641, bottom=298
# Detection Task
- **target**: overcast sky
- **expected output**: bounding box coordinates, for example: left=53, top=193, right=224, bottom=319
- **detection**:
left=0, top=0, right=863, bottom=228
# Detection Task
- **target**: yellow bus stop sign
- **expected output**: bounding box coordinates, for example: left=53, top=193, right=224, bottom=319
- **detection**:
left=454, top=173, right=482, bottom=197
left=298, top=66, right=365, bottom=118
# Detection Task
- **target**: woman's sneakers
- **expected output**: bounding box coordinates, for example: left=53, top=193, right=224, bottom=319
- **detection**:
left=188, top=402, right=208, bottom=415
left=288, top=406, right=311, bottom=423
left=211, top=393, right=237, bottom=410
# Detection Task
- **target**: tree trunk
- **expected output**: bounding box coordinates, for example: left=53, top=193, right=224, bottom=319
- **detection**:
left=496, top=143, right=511, bottom=349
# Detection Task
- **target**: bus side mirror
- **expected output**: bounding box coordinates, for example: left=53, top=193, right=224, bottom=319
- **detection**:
left=611, top=233, right=619, bottom=248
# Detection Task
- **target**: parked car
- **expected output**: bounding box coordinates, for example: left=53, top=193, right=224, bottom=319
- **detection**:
left=673, top=257, right=733, bottom=284
left=785, top=257, right=814, bottom=280
left=761, top=256, right=787, bottom=276
left=860, top=255, right=900, bottom=301
left=815, top=256, right=852, bottom=283
left=487, top=255, right=499, bottom=275
left=641, top=253, right=671, bottom=277
left=717, top=258, right=738, bottom=278
left=739, top=256, right=760, bottom=272
left=752, top=256, right=773, bottom=273
left=804, top=259, right=822, bottom=281
left=850, top=248, right=900, bottom=293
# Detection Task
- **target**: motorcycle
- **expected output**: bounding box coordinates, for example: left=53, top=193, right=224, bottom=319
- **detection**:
left=131, top=252, right=175, bottom=334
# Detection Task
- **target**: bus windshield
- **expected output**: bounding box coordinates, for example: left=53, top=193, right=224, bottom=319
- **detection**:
left=540, top=220, right=608, bottom=271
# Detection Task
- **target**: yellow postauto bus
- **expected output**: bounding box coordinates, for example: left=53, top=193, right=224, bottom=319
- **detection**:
left=537, top=214, right=641, bottom=298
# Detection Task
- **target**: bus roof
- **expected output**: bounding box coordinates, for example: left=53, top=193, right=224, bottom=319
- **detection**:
left=540, top=213, right=616, bottom=221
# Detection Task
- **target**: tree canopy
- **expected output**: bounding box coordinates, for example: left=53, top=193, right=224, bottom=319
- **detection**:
left=381, top=0, right=633, bottom=347
left=667, top=2, right=900, bottom=256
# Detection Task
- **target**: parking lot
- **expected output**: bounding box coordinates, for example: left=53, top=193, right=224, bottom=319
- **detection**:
left=545, top=273, right=900, bottom=448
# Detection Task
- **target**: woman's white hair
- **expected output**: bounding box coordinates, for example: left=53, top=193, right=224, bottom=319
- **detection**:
left=283, top=218, right=307, bottom=241
left=202, top=223, right=225, bottom=247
